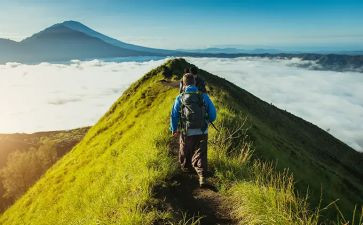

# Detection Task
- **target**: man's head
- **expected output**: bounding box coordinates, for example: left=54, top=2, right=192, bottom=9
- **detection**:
left=183, top=73, right=195, bottom=86
left=189, top=66, right=198, bottom=75
left=184, top=67, right=189, bottom=74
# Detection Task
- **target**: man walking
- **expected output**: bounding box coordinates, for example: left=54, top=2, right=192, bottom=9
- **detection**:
left=171, top=73, right=217, bottom=187
left=179, top=66, right=207, bottom=93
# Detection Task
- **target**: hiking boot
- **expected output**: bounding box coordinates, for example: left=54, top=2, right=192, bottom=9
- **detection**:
left=199, top=176, right=207, bottom=188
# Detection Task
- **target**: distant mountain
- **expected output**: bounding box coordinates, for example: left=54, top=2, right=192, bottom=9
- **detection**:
left=0, top=21, right=173, bottom=63
left=0, top=38, right=18, bottom=48
left=180, top=47, right=363, bottom=55
left=177, top=47, right=283, bottom=54
left=0, top=39, right=21, bottom=60
left=0, top=20, right=363, bottom=73
left=334, top=50, right=363, bottom=55
left=291, top=53, right=363, bottom=72
left=60, top=20, right=176, bottom=55
left=185, top=52, right=363, bottom=72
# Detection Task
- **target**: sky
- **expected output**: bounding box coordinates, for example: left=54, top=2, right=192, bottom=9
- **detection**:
left=0, top=0, right=362, bottom=50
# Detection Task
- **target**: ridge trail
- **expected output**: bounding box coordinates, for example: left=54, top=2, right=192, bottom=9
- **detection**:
left=155, top=135, right=236, bottom=225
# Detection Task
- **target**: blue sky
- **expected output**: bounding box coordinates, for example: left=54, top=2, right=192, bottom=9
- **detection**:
left=0, top=0, right=362, bottom=50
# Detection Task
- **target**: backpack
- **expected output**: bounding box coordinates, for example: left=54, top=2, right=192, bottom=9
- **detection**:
left=179, top=91, right=208, bottom=135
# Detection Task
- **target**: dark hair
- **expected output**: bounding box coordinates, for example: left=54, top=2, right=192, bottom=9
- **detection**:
left=162, top=66, right=172, bottom=78
left=184, top=68, right=190, bottom=74
left=183, top=73, right=195, bottom=86
left=189, top=66, right=198, bottom=75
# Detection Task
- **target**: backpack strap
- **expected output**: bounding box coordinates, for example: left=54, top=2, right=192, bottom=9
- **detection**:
left=179, top=92, right=186, bottom=135
left=179, top=80, right=183, bottom=93
left=197, top=92, right=209, bottom=133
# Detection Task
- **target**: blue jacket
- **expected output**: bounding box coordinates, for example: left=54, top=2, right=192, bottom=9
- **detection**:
left=170, top=85, right=217, bottom=134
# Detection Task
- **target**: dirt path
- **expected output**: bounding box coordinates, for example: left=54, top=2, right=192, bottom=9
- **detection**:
left=158, top=173, right=236, bottom=225
left=155, top=137, right=236, bottom=225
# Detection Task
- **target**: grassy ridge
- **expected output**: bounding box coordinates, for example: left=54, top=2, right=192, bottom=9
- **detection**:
left=0, top=128, right=89, bottom=212
left=161, top=58, right=361, bottom=223
left=1, top=58, right=361, bottom=224
left=0, top=128, right=89, bottom=169
left=196, top=59, right=362, bottom=222
left=0, top=64, right=179, bottom=224
left=207, top=109, right=321, bottom=224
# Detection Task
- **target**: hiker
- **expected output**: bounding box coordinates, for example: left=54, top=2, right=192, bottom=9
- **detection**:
left=179, top=66, right=207, bottom=93
left=171, top=73, right=217, bottom=187
left=184, top=67, right=189, bottom=74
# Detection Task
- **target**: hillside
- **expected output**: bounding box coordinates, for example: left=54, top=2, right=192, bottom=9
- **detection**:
left=0, top=128, right=89, bottom=212
left=0, top=128, right=89, bottom=169
left=0, top=58, right=362, bottom=224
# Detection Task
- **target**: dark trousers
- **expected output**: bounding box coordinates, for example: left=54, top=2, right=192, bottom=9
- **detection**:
left=179, top=134, right=208, bottom=177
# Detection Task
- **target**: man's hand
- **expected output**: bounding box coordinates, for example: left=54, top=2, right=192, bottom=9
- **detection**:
left=172, top=131, right=180, bottom=137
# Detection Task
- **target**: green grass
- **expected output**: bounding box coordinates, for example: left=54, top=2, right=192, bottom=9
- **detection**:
left=0, top=127, right=89, bottom=212
left=1, top=58, right=361, bottom=224
left=0, top=127, right=89, bottom=169
left=0, top=64, right=180, bottom=224
left=198, top=61, right=363, bottom=223
left=207, top=111, right=320, bottom=225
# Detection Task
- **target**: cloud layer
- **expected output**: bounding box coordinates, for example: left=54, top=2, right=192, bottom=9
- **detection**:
left=187, top=57, right=363, bottom=151
left=0, top=59, right=166, bottom=133
left=1, top=57, right=362, bottom=152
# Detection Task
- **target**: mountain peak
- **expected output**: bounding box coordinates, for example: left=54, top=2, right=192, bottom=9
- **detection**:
left=61, top=20, right=84, bottom=25
left=57, top=20, right=174, bottom=55
left=0, top=20, right=174, bottom=64
left=59, top=20, right=90, bottom=30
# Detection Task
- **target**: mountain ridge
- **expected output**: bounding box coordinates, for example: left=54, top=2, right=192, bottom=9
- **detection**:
left=1, top=21, right=363, bottom=73
left=59, top=20, right=176, bottom=55
left=0, top=22, right=160, bottom=63
left=0, top=58, right=361, bottom=224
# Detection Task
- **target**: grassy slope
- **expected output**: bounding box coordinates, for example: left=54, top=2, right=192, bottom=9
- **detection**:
left=0, top=128, right=89, bottom=212
left=0, top=63, right=180, bottom=224
left=197, top=59, right=363, bottom=221
left=0, top=128, right=89, bottom=169
left=0, top=58, right=361, bottom=224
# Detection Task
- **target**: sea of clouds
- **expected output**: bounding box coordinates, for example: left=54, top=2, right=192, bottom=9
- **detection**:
left=0, top=57, right=362, bottom=151
left=0, top=58, right=167, bottom=133
left=186, top=57, right=363, bottom=152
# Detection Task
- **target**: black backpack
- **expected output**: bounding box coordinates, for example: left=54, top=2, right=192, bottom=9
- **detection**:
left=179, top=91, right=208, bottom=135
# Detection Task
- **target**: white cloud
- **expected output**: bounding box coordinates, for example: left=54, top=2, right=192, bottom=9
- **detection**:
left=0, top=58, right=166, bottom=134
left=1, top=56, right=362, bottom=152
left=187, top=57, right=363, bottom=152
